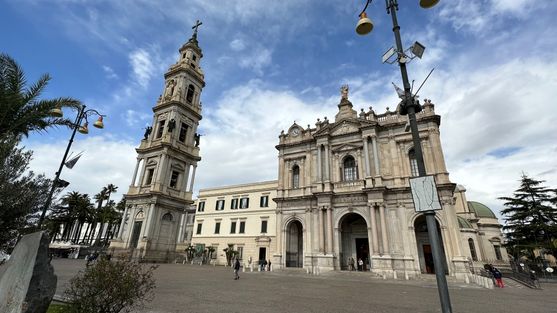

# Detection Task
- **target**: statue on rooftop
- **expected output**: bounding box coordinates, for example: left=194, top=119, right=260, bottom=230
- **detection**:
left=340, top=84, right=349, bottom=100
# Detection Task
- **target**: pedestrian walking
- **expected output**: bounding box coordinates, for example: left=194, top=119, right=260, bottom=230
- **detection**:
left=267, top=259, right=272, bottom=271
left=349, top=257, right=355, bottom=271
left=492, top=267, right=504, bottom=288
left=358, top=258, right=363, bottom=271
left=233, top=258, right=241, bottom=280
left=263, top=259, right=268, bottom=271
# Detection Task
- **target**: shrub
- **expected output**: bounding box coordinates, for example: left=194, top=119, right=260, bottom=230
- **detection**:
left=64, top=258, right=157, bottom=313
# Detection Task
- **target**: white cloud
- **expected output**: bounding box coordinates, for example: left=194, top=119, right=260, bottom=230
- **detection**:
left=230, top=39, right=246, bottom=51
left=25, top=136, right=137, bottom=202
left=125, top=110, right=151, bottom=127
left=238, top=47, right=273, bottom=75
left=102, top=65, right=118, bottom=80
left=129, top=48, right=156, bottom=89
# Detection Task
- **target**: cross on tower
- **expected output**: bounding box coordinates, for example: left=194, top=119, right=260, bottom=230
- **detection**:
left=192, top=20, right=202, bottom=38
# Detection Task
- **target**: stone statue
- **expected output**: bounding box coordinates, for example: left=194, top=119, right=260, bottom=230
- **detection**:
left=194, top=133, right=200, bottom=147
left=164, top=80, right=176, bottom=100
left=340, top=84, right=349, bottom=100
left=167, top=119, right=176, bottom=132
left=143, top=126, right=152, bottom=140
left=173, top=87, right=183, bottom=101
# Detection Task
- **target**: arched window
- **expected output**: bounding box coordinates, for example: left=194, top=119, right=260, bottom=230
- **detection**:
left=186, top=84, right=195, bottom=103
left=408, top=148, right=419, bottom=177
left=292, top=165, right=300, bottom=189
left=343, top=156, right=357, bottom=181
left=468, top=238, right=478, bottom=261
left=162, top=213, right=173, bottom=222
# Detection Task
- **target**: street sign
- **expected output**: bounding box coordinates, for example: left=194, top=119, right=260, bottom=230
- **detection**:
left=410, top=175, right=442, bottom=212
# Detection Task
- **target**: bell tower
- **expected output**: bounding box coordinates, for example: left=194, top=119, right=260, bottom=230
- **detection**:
left=110, top=23, right=204, bottom=261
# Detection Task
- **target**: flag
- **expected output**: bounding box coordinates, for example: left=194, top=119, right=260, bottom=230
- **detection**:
left=392, top=82, right=406, bottom=99
left=65, top=152, right=83, bottom=169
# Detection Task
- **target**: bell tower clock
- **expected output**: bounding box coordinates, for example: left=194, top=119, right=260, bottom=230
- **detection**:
left=110, top=22, right=205, bottom=261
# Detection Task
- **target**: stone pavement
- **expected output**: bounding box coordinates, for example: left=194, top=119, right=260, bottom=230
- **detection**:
left=52, top=259, right=556, bottom=313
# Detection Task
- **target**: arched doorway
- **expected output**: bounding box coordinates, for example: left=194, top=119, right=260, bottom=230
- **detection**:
left=414, top=214, right=448, bottom=274
left=285, top=220, right=303, bottom=267
left=340, top=213, right=369, bottom=271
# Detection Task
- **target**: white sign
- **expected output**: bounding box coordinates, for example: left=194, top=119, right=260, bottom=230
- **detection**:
left=382, top=47, right=396, bottom=63
left=410, top=175, right=442, bottom=212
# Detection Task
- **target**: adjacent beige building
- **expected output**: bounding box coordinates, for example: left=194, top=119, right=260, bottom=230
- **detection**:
left=191, top=181, right=277, bottom=266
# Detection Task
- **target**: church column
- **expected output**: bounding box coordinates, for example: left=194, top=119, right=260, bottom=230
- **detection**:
left=379, top=203, right=389, bottom=255
left=372, top=136, right=381, bottom=176
left=156, top=154, right=168, bottom=184
left=117, top=205, right=129, bottom=239
left=276, top=209, right=283, bottom=256
left=182, top=163, right=191, bottom=191
left=318, top=207, right=324, bottom=253
left=188, top=165, right=197, bottom=192
left=369, top=204, right=379, bottom=254
left=324, top=145, right=331, bottom=181
left=145, top=203, right=157, bottom=238
left=326, top=206, right=333, bottom=254
left=137, top=160, right=147, bottom=186
left=130, top=159, right=141, bottom=186
left=363, top=138, right=371, bottom=177
left=317, top=145, right=322, bottom=181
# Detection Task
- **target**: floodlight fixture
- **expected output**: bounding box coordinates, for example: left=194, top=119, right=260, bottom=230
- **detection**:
left=411, top=41, right=426, bottom=59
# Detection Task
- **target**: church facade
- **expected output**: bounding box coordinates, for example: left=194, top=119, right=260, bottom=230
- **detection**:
left=110, top=29, right=204, bottom=261
left=272, top=88, right=508, bottom=279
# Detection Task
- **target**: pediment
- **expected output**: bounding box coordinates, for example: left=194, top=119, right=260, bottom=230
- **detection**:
left=331, top=143, right=361, bottom=153
left=330, top=120, right=361, bottom=136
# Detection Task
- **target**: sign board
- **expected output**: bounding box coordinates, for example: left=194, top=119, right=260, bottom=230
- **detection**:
left=409, top=175, right=442, bottom=212
left=382, top=46, right=396, bottom=64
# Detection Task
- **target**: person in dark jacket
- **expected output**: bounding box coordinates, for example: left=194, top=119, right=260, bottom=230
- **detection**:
left=233, top=258, right=241, bottom=280
left=492, top=267, right=504, bottom=288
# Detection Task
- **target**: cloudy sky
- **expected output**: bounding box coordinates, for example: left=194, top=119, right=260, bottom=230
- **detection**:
left=2, top=0, right=556, bottom=221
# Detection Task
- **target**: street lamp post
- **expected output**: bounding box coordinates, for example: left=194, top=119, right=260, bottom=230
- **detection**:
left=356, top=1, right=452, bottom=313
left=37, top=105, right=105, bottom=228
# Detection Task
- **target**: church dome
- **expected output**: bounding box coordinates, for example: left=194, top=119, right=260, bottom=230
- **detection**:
left=467, top=201, right=497, bottom=219
left=457, top=216, right=473, bottom=229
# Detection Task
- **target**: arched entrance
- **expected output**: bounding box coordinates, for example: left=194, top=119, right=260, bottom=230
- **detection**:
left=414, top=214, right=448, bottom=274
left=339, top=213, right=369, bottom=271
left=285, top=220, right=303, bottom=267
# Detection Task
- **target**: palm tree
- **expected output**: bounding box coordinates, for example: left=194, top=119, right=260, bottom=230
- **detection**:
left=95, top=184, right=118, bottom=245
left=88, top=189, right=108, bottom=244
left=56, top=191, right=91, bottom=243
left=0, top=53, right=81, bottom=140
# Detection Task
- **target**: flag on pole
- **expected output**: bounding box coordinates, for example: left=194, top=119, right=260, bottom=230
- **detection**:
left=65, top=151, right=84, bottom=169
left=392, top=82, right=406, bottom=99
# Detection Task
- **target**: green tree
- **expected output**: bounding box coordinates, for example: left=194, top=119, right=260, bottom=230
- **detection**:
left=0, top=136, right=52, bottom=250
left=499, top=174, right=557, bottom=259
left=64, top=257, right=157, bottom=313
left=0, top=53, right=81, bottom=139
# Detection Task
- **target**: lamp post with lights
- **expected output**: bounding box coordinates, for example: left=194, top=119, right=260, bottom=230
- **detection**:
left=355, top=1, right=453, bottom=312
left=37, top=105, right=106, bottom=228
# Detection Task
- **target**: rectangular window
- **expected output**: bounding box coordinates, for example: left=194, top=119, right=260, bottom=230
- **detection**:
left=197, top=202, right=205, bottom=212
left=261, top=220, right=268, bottom=233
left=156, top=120, right=165, bottom=138
left=179, top=122, right=188, bottom=142
left=494, top=245, right=502, bottom=260
left=231, top=198, right=238, bottom=210
left=196, top=223, right=202, bottom=235
left=169, top=170, right=179, bottom=188
left=215, top=200, right=225, bottom=211
left=410, top=158, right=419, bottom=177
left=237, top=246, right=243, bottom=260
left=260, top=195, right=269, bottom=207
left=145, top=168, right=154, bottom=185
left=230, top=221, right=237, bottom=234
left=240, top=197, right=249, bottom=209
left=239, top=221, right=246, bottom=234
left=214, top=222, right=220, bottom=234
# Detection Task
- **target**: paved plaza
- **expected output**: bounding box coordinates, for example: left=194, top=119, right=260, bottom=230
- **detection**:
left=52, top=259, right=556, bottom=313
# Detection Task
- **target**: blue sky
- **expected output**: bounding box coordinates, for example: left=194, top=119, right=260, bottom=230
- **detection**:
left=2, top=0, right=557, bottom=220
